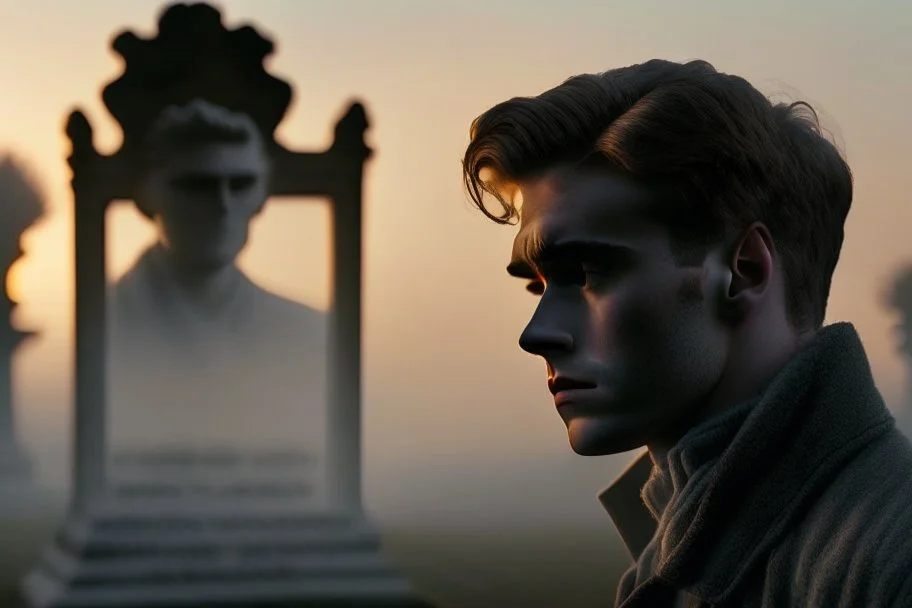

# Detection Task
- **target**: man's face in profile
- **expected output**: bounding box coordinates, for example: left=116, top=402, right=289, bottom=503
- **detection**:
left=509, top=167, right=730, bottom=455
left=143, top=140, right=268, bottom=270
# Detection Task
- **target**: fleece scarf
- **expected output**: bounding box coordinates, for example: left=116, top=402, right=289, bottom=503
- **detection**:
left=606, top=323, right=912, bottom=607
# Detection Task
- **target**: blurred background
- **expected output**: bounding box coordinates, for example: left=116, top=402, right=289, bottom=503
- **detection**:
left=0, top=0, right=909, bottom=606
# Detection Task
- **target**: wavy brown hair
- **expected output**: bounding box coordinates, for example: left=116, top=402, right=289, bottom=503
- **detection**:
left=462, top=59, right=853, bottom=329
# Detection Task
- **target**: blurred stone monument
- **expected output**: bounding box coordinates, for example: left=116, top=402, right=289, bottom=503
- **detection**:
left=886, top=266, right=912, bottom=439
left=105, top=99, right=328, bottom=510
left=0, top=155, right=43, bottom=493
left=19, top=3, right=432, bottom=606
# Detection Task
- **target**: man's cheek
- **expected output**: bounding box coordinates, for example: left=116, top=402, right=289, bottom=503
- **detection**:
left=613, top=289, right=663, bottom=342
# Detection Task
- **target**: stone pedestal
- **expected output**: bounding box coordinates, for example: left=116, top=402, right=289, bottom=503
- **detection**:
left=19, top=507, right=430, bottom=608
left=0, top=442, right=34, bottom=483
left=20, top=448, right=432, bottom=607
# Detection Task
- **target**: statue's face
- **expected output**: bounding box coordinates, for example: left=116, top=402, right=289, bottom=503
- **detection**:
left=140, top=140, right=268, bottom=270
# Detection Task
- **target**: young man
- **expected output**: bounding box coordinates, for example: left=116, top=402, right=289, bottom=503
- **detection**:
left=462, top=59, right=912, bottom=607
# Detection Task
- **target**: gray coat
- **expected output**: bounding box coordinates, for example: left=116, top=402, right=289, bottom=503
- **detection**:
left=599, top=323, right=912, bottom=607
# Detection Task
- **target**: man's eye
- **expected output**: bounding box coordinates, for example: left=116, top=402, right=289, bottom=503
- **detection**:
left=172, top=176, right=218, bottom=194
left=549, top=265, right=587, bottom=286
left=526, top=281, right=544, bottom=295
left=583, top=262, right=625, bottom=284
left=581, top=262, right=616, bottom=275
left=230, top=176, right=257, bottom=192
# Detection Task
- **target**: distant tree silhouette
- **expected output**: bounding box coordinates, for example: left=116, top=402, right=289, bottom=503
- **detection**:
left=0, top=153, right=45, bottom=482
left=0, top=155, right=45, bottom=243
left=884, top=265, right=912, bottom=439
left=885, top=265, right=912, bottom=360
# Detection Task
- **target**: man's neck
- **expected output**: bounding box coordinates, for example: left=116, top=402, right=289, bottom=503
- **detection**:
left=648, top=323, right=817, bottom=463
left=149, top=245, right=243, bottom=313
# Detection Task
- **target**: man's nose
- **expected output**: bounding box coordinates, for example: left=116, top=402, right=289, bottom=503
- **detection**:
left=210, top=181, right=232, bottom=215
left=518, top=317, right=574, bottom=356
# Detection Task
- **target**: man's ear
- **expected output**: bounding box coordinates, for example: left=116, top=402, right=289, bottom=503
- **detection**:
left=714, top=222, right=775, bottom=321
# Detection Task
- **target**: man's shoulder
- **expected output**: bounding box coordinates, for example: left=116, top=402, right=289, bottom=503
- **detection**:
left=249, top=287, right=326, bottom=324
left=777, top=428, right=912, bottom=605
left=244, top=285, right=328, bottom=353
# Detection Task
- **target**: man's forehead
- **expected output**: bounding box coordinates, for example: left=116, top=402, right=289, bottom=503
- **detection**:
left=162, top=142, right=267, bottom=176
left=517, top=168, right=656, bottom=222
left=510, top=169, right=660, bottom=263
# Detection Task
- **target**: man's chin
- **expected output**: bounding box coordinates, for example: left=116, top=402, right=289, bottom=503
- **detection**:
left=565, top=415, right=644, bottom=456
left=179, top=250, right=239, bottom=271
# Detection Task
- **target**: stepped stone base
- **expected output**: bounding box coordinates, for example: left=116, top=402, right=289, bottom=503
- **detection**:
left=18, top=506, right=434, bottom=607
left=0, top=443, right=34, bottom=484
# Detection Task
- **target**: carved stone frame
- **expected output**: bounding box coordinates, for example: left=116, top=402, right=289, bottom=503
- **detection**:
left=64, top=3, right=370, bottom=516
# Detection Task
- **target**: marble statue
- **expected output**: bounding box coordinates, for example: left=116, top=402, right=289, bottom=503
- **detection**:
left=107, top=100, right=328, bottom=496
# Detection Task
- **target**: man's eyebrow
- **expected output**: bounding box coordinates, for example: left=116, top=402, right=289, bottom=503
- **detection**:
left=171, top=171, right=259, bottom=180
left=170, top=172, right=220, bottom=181
left=506, top=240, right=633, bottom=278
left=541, top=240, right=632, bottom=261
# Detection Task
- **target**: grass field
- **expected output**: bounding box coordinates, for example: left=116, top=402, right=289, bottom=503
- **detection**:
left=0, top=511, right=629, bottom=608
left=383, top=525, right=629, bottom=607
left=0, top=504, right=63, bottom=608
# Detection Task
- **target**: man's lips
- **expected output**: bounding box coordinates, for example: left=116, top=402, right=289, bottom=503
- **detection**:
left=548, top=376, right=597, bottom=405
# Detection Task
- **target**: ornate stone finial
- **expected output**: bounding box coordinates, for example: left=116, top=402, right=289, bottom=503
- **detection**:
left=333, top=103, right=370, bottom=146
left=65, top=110, right=95, bottom=155
left=65, top=110, right=98, bottom=181
left=101, top=2, right=293, bottom=167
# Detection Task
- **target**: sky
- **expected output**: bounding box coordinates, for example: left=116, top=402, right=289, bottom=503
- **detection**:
left=0, top=0, right=910, bottom=538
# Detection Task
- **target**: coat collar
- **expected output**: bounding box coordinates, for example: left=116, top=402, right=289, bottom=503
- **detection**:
left=598, top=451, right=654, bottom=561
left=599, top=323, right=895, bottom=603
